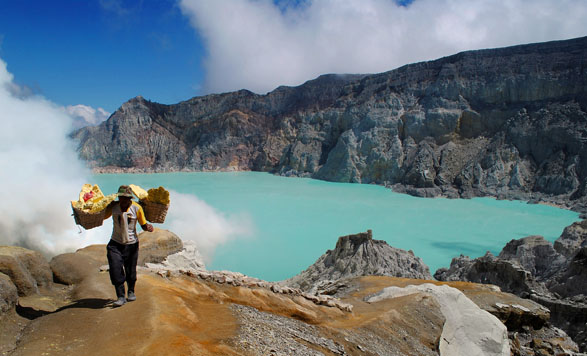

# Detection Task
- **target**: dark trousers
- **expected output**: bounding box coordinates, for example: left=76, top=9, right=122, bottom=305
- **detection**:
left=106, top=239, right=139, bottom=298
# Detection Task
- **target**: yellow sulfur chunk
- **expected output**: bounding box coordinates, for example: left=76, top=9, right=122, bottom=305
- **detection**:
left=87, top=194, right=117, bottom=213
left=72, top=184, right=114, bottom=213
left=147, top=186, right=170, bottom=205
left=129, top=184, right=148, bottom=200
left=77, top=184, right=104, bottom=202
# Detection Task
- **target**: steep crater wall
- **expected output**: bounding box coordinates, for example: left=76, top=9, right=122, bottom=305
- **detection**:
left=74, top=37, right=587, bottom=212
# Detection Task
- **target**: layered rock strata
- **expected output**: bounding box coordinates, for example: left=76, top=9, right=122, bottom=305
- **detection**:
left=74, top=36, right=587, bottom=212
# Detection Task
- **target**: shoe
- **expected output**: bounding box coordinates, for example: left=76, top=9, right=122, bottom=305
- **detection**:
left=127, top=291, right=136, bottom=302
left=113, top=296, right=126, bottom=307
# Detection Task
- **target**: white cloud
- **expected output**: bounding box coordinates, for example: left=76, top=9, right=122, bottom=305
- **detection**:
left=64, top=104, right=110, bottom=129
left=180, top=0, right=587, bottom=95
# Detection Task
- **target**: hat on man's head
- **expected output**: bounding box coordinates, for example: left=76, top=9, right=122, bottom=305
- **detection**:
left=117, top=185, right=134, bottom=198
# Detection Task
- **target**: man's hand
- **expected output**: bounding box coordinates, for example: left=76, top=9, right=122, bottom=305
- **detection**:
left=142, top=223, right=154, bottom=232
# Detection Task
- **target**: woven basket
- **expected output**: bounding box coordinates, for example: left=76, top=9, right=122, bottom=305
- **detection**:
left=72, top=204, right=106, bottom=230
left=140, top=200, right=169, bottom=223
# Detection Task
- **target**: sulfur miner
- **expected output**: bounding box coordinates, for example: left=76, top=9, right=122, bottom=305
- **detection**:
left=103, top=185, right=154, bottom=307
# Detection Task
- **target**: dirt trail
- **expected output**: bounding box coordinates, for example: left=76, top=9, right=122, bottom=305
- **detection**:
left=9, top=272, right=239, bottom=356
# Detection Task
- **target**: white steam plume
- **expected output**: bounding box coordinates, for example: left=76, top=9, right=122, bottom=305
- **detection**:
left=180, top=0, right=587, bottom=95
left=0, top=58, right=250, bottom=262
left=0, top=58, right=105, bottom=255
left=165, top=191, right=253, bottom=264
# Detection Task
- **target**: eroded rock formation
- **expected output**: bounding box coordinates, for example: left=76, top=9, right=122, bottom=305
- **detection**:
left=282, top=230, right=432, bottom=293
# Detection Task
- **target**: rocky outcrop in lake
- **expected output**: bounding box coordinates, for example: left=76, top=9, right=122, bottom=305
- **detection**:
left=282, top=230, right=432, bottom=293
left=435, top=219, right=587, bottom=351
left=74, top=36, right=587, bottom=212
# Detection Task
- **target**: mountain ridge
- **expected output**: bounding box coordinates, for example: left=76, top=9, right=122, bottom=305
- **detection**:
left=74, top=36, right=587, bottom=212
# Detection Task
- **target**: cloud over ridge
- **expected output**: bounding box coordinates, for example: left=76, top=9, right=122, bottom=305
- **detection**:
left=180, top=0, right=587, bottom=95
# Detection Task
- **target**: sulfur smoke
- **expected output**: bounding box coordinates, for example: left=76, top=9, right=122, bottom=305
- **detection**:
left=165, top=191, right=253, bottom=264
left=0, top=58, right=251, bottom=260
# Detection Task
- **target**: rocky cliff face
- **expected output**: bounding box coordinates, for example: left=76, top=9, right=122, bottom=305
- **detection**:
left=282, top=230, right=432, bottom=293
left=74, top=36, right=587, bottom=212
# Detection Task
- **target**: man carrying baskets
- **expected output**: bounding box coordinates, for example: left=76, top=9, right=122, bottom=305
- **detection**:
left=104, top=185, right=154, bottom=307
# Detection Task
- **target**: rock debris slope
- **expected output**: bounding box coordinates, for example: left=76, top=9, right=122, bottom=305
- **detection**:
left=74, top=36, right=587, bottom=212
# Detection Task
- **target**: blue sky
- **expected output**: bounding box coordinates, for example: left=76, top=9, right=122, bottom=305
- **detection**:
left=1, top=0, right=586, bottom=118
left=0, top=0, right=204, bottom=113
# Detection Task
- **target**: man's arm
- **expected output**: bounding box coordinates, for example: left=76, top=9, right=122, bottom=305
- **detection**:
left=103, top=200, right=118, bottom=220
left=136, top=203, right=153, bottom=232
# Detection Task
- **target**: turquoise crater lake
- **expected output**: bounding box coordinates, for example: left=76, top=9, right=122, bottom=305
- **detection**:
left=94, top=172, right=580, bottom=281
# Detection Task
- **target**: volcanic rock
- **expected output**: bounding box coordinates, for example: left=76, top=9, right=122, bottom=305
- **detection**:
left=435, top=219, right=587, bottom=352
left=554, top=219, right=587, bottom=258
left=2, top=230, right=584, bottom=355
left=74, top=36, right=587, bottom=213
left=548, top=247, right=587, bottom=298
left=464, top=288, right=550, bottom=331
left=0, top=246, right=53, bottom=297
left=50, top=252, right=102, bottom=285
left=434, top=252, right=549, bottom=296
left=366, top=283, right=510, bottom=356
left=509, top=326, right=580, bottom=356
left=497, top=235, right=567, bottom=281
left=0, top=272, right=18, bottom=313
left=145, top=240, right=205, bottom=272
left=136, top=228, right=183, bottom=266
left=282, top=230, right=432, bottom=292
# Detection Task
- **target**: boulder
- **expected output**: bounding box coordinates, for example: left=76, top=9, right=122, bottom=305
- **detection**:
left=547, top=247, right=587, bottom=298
left=145, top=240, right=205, bottom=272
left=509, top=326, right=580, bottom=356
left=137, top=229, right=183, bottom=266
left=529, top=293, right=587, bottom=352
left=50, top=252, right=102, bottom=285
left=498, top=235, right=567, bottom=281
left=0, top=246, right=52, bottom=296
left=366, top=283, right=510, bottom=356
left=464, top=289, right=550, bottom=331
left=72, top=229, right=183, bottom=268
left=434, top=252, right=549, bottom=296
left=75, top=244, right=108, bottom=265
left=0, top=272, right=18, bottom=313
left=554, top=219, right=587, bottom=259
left=282, top=230, right=432, bottom=292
